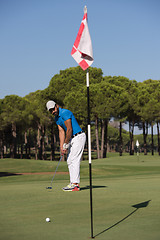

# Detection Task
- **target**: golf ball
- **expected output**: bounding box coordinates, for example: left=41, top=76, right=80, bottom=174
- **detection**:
left=46, top=217, right=50, bottom=222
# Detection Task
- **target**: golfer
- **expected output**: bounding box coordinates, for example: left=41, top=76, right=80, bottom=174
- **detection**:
left=46, top=100, right=86, bottom=191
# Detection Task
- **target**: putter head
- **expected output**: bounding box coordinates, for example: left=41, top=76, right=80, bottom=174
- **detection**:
left=46, top=187, right=52, bottom=189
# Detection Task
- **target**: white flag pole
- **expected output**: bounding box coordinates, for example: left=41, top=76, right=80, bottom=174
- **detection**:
left=86, top=69, right=92, bottom=164
left=71, top=6, right=94, bottom=238
left=86, top=68, right=94, bottom=238
left=85, top=6, right=93, bottom=238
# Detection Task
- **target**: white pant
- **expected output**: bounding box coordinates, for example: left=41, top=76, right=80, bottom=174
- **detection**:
left=67, top=132, right=86, bottom=184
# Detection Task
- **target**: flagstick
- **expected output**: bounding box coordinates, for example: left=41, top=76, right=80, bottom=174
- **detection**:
left=86, top=68, right=94, bottom=239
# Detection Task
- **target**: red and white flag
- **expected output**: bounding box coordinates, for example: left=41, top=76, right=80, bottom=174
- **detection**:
left=71, top=6, right=93, bottom=71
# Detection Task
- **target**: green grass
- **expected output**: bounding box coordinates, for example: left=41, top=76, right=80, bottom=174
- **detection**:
left=0, top=154, right=160, bottom=240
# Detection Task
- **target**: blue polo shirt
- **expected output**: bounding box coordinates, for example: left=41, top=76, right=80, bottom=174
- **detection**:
left=55, top=108, right=82, bottom=136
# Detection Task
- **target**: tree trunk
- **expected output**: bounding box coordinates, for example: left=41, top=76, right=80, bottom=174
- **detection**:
left=11, top=123, right=17, bottom=158
left=119, top=121, right=123, bottom=156
left=20, top=143, right=23, bottom=159
left=129, top=121, right=134, bottom=155
left=4, top=146, right=6, bottom=157
left=20, top=132, right=23, bottom=159
left=0, top=137, right=4, bottom=159
left=37, top=124, right=42, bottom=160
left=143, top=121, right=148, bottom=155
left=95, top=115, right=100, bottom=159
left=41, top=125, right=45, bottom=160
left=103, top=119, right=108, bottom=158
left=157, top=121, right=160, bottom=156
left=151, top=122, right=154, bottom=155
left=100, top=120, right=105, bottom=158
left=50, top=124, right=55, bottom=161
left=24, top=130, right=28, bottom=158
left=34, top=134, right=38, bottom=160
left=28, top=129, right=31, bottom=159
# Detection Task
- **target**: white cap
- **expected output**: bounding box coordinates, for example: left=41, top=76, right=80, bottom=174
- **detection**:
left=46, top=100, right=56, bottom=111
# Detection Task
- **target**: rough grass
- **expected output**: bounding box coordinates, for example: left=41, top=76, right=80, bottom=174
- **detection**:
left=0, top=154, right=160, bottom=240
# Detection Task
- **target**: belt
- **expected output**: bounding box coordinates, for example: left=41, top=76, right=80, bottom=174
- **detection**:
left=72, top=131, right=83, bottom=138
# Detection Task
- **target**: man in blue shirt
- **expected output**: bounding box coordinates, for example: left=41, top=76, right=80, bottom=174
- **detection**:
left=46, top=100, right=86, bottom=191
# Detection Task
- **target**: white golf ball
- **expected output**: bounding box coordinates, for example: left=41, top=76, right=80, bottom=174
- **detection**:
left=46, top=217, right=50, bottom=222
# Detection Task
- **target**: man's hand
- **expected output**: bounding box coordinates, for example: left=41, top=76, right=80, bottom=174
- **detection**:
left=61, top=143, right=70, bottom=155
left=61, top=148, right=67, bottom=155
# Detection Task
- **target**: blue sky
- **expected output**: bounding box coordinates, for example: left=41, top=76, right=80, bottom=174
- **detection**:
left=1, top=0, right=160, bottom=99
left=0, top=0, right=160, bottom=134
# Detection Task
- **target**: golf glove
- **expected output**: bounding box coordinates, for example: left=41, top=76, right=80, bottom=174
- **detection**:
left=63, top=143, right=70, bottom=150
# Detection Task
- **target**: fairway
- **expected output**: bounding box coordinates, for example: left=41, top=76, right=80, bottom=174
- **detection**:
left=0, top=155, right=160, bottom=240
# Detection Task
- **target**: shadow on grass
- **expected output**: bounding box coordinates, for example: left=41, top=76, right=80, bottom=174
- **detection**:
left=80, top=185, right=107, bottom=191
left=0, top=172, right=22, bottom=177
left=94, top=200, right=151, bottom=238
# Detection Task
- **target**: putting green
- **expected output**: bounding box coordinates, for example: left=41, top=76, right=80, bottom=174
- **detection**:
left=0, top=155, right=160, bottom=240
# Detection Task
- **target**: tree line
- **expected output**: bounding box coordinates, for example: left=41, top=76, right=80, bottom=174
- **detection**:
left=0, top=66, right=160, bottom=160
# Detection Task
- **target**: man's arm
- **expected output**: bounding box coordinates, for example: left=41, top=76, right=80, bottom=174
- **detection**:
left=58, top=125, right=65, bottom=154
left=64, top=119, right=72, bottom=144
left=58, top=119, right=72, bottom=154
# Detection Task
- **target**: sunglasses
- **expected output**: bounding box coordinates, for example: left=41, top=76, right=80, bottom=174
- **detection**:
left=49, top=107, right=55, bottom=113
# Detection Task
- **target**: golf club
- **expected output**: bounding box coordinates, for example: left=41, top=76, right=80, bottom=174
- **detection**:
left=46, top=155, right=63, bottom=189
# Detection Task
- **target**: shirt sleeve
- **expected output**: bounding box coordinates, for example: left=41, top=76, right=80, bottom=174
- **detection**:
left=61, top=110, right=72, bottom=121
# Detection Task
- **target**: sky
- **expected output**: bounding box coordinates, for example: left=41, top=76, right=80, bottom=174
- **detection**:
left=1, top=0, right=160, bottom=134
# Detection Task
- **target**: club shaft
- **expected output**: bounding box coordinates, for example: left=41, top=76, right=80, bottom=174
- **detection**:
left=51, top=155, right=63, bottom=185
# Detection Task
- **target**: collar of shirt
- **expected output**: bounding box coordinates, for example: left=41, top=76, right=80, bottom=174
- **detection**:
left=57, top=107, right=62, bottom=117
